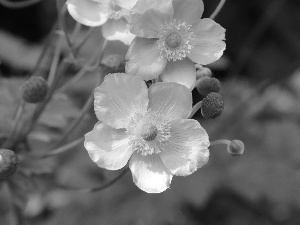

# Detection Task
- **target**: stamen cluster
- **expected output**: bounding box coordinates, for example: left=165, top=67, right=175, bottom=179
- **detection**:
left=157, top=19, right=195, bottom=61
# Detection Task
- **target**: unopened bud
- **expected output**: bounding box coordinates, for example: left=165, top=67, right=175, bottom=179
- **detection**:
left=0, top=149, right=19, bottom=179
left=22, top=76, right=48, bottom=103
left=201, top=92, right=224, bottom=119
left=227, top=140, right=245, bottom=156
left=196, top=66, right=212, bottom=79
left=196, top=77, right=221, bottom=96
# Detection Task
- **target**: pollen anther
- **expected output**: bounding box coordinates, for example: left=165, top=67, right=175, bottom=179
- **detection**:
left=157, top=19, right=195, bottom=61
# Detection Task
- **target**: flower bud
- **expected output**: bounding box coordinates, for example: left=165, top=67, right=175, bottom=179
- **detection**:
left=196, top=66, right=212, bottom=79
left=196, top=77, right=221, bottom=96
left=201, top=92, right=224, bottom=119
left=101, top=54, right=125, bottom=73
left=0, top=149, right=19, bottom=179
left=227, top=140, right=245, bottom=156
left=22, top=76, right=48, bottom=103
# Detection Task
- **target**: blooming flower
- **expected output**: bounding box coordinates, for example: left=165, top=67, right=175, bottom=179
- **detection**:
left=84, top=73, right=210, bottom=193
left=66, top=0, right=138, bottom=45
left=126, top=0, right=226, bottom=89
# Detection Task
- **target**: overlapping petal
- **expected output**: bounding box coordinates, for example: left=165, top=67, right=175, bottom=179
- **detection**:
left=125, top=38, right=167, bottom=80
left=130, top=9, right=171, bottom=38
left=159, top=119, right=210, bottom=176
left=172, top=0, right=204, bottom=25
left=102, top=18, right=135, bottom=45
left=84, top=122, right=134, bottom=170
left=148, top=82, right=192, bottom=121
left=188, top=18, right=226, bottom=65
left=114, top=0, right=138, bottom=10
left=66, top=0, right=109, bottom=27
left=132, top=0, right=173, bottom=15
left=129, top=152, right=172, bottom=193
left=160, top=58, right=196, bottom=90
left=94, top=73, right=148, bottom=129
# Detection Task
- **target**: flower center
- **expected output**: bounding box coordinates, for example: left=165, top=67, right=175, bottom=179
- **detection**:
left=157, top=19, right=195, bottom=61
left=126, top=110, right=171, bottom=156
left=166, top=32, right=181, bottom=48
left=139, top=123, right=158, bottom=141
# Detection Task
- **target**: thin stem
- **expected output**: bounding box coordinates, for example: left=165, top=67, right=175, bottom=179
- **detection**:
left=210, top=0, right=227, bottom=20
left=74, top=27, right=95, bottom=54
left=39, top=137, right=84, bottom=159
left=56, top=1, right=75, bottom=59
left=51, top=89, right=95, bottom=148
left=3, top=101, right=25, bottom=149
left=57, top=39, right=107, bottom=94
left=33, top=21, right=58, bottom=75
left=59, top=168, right=129, bottom=193
left=0, top=0, right=41, bottom=8
left=189, top=101, right=202, bottom=119
left=47, top=35, right=63, bottom=86
left=210, top=139, right=230, bottom=147
left=71, top=22, right=82, bottom=43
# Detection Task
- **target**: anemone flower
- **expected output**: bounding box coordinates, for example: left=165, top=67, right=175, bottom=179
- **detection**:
left=66, top=0, right=137, bottom=45
left=84, top=73, right=210, bottom=193
left=126, top=0, right=226, bottom=89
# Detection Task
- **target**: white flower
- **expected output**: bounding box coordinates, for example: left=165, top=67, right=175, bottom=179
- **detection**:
left=66, top=0, right=137, bottom=45
left=126, top=0, right=226, bottom=89
left=84, top=73, right=210, bottom=193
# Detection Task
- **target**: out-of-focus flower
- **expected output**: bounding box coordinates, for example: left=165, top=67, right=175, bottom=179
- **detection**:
left=84, top=73, right=210, bottom=193
left=66, top=0, right=137, bottom=45
left=126, top=0, right=226, bottom=89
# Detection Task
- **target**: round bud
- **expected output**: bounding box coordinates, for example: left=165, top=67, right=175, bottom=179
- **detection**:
left=0, top=149, right=19, bottom=179
left=196, top=66, right=212, bottom=79
left=22, top=76, right=48, bottom=103
left=227, top=140, right=245, bottom=156
left=201, top=92, right=224, bottom=119
left=196, top=77, right=221, bottom=96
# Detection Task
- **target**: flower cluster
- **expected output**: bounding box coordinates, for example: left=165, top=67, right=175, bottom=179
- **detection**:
left=67, top=0, right=227, bottom=193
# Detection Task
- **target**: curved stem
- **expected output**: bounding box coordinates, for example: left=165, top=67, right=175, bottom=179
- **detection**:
left=3, top=101, right=25, bottom=149
left=59, top=168, right=129, bottom=193
left=57, top=39, right=107, bottom=94
left=210, top=0, right=227, bottom=20
left=189, top=101, right=202, bottom=119
left=210, top=139, right=230, bottom=147
left=38, top=137, right=84, bottom=159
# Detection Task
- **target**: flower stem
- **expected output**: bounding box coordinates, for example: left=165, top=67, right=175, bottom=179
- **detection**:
left=210, top=139, right=231, bottom=147
left=189, top=101, right=202, bottom=119
left=56, top=39, right=107, bottom=94
left=38, top=136, right=84, bottom=159
left=210, top=0, right=227, bottom=20
left=59, top=168, right=129, bottom=193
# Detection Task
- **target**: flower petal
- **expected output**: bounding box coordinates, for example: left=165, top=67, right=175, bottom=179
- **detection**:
left=66, top=0, right=108, bottom=27
left=84, top=122, right=134, bottom=170
left=94, top=73, right=148, bottom=129
left=160, top=58, right=196, bottom=90
left=188, top=18, right=226, bottom=65
left=130, top=9, right=172, bottom=38
left=125, top=38, right=167, bottom=80
left=114, top=0, right=138, bottom=10
left=102, top=18, right=135, bottom=45
left=132, top=0, right=173, bottom=15
left=129, top=152, right=172, bottom=193
left=159, top=119, right=210, bottom=176
left=148, top=82, right=192, bottom=121
left=172, top=0, right=204, bottom=25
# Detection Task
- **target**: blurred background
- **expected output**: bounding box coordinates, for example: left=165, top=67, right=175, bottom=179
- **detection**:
left=1, top=0, right=300, bottom=224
